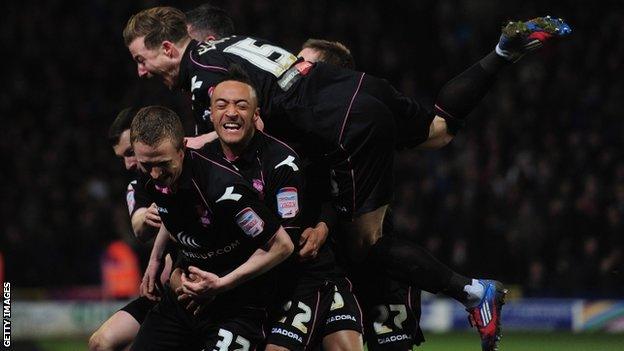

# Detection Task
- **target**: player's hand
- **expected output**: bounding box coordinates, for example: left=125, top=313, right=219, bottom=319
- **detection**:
left=177, top=292, right=215, bottom=316
left=179, top=266, right=225, bottom=297
left=141, top=258, right=162, bottom=301
left=144, top=203, right=162, bottom=228
left=185, top=132, right=218, bottom=149
left=298, top=222, right=329, bottom=261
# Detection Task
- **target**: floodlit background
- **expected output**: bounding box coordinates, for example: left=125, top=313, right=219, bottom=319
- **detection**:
left=3, top=0, right=623, bottom=349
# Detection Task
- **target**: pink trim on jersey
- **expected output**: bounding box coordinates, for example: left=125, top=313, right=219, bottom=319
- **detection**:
left=190, top=178, right=213, bottom=214
left=190, top=150, right=242, bottom=177
left=189, top=51, right=228, bottom=72
left=343, top=276, right=364, bottom=331
left=283, top=226, right=301, bottom=230
left=434, top=103, right=455, bottom=119
left=352, top=287, right=364, bottom=331
left=259, top=131, right=300, bottom=158
left=305, top=290, right=322, bottom=349
left=335, top=73, right=365, bottom=217
left=407, top=286, right=413, bottom=311
left=338, top=72, right=365, bottom=144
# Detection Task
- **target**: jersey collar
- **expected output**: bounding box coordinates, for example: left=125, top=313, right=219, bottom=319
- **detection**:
left=176, top=39, right=198, bottom=91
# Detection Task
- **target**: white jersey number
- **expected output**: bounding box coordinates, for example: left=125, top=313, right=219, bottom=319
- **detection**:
left=212, top=328, right=250, bottom=351
left=223, top=38, right=297, bottom=77
left=373, top=304, right=408, bottom=335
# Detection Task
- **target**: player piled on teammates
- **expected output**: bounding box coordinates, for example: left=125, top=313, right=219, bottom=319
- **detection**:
left=89, top=108, right=167, bottom=351
left=123, top=6, right=571, bottom=350
left=298, top=38, right=426, bottom=350
left=128, top=106, right=294, bottom=350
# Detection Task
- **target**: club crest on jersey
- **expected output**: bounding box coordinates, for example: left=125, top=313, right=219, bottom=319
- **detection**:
left=276, top=187, right=299, bottom=218
left=195, top=205, right=211, bottom=227
left=235, top=207, right=264, bottom=238
left=252, top=178, right=265, bottom=198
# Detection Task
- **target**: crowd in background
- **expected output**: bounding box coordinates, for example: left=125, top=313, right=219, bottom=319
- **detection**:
left=3, top=0, right=622, bottom=297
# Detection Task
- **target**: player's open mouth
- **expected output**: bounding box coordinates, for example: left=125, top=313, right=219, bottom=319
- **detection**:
left=223, top=123, right=242, bottom=131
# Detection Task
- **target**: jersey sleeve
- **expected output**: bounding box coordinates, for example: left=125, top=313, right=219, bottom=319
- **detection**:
left=367, top=76, right=435, bottom=150
left=268, top=153, right=304, bottom=232
left=212, top=181, right=282, bottom=249
left=188, top=67, right=223, bottom=135
left=127, top=179, right=152, bottom=217
left=187, top=46, right=233, bottom=135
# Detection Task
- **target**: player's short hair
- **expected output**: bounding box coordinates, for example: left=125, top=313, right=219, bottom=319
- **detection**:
left=130, top=106, right=185, bottom=150
left=302, top=39, right=355, bottom=69
left=212, top=64, right=259, bottom=105
left=123, top=7, right=188, bottom=49
left=108, top=107, right=139, bottom=146
left=185, top=4, right=235, bottom=40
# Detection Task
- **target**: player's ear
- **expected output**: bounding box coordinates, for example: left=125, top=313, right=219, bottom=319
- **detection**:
left=254, top=111, right=265, bottom=131
left=162, top=41, right=174, bottom=57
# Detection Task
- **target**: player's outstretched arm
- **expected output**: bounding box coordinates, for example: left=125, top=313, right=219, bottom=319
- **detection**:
left=141, top=225, right=171, bottom=300
left=180, top=227, right=294, bottom=297
left=423, top=16, right=571, bottom=148
left=185, top=132, right=219, bottom=149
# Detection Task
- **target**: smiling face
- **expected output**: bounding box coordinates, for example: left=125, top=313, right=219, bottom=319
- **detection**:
left=133, top=138, right=185, bottom=188
left=128, top=36, right=181, bottom=89
left=210, top=80, right=259, bottom=156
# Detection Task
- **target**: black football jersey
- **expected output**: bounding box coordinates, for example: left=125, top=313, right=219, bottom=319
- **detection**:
left=146, top=149, right=281, bottom=279
left=178, top=36, right=432, bottom=156
left=205, top=132, right=338, bottom=285
left=126, top=176, right=152, bottom=217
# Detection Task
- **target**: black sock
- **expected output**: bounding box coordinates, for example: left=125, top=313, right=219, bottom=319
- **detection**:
left=434, top=50, right=509, bottom=127
left=366, top=235, right=471, bottom=301
left=443, top=273, right=473, bottom=305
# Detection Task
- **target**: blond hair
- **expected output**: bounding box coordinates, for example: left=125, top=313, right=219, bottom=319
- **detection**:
left=123, top=7, right=188, bottom=49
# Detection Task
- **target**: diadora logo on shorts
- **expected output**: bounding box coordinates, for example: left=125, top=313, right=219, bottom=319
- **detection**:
left=377, top=334, right=411, bottom=344
left=326, top=314, right=357, bottom=324
left=271, top=328, right=303, bottom=343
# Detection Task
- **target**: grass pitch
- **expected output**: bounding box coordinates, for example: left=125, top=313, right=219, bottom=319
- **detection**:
left=17, top=332, right=624, bottom=351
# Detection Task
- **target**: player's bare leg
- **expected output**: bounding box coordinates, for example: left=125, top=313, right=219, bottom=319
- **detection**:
left=89, top=311, right=139, bottom=351
left=323, top=330, right=363, bottom=351
left=343, top=205, right=388, bottom=262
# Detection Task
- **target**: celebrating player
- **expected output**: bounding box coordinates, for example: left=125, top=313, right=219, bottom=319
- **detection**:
left=197, top=67, right=364, bottom=350
left=128, top=106, right=293, bottom=350
left=89, top=107, right=166, bottom=351
left=298, top=39, right=427, bottom=350
left=122, top=8, right=571, bottom=350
